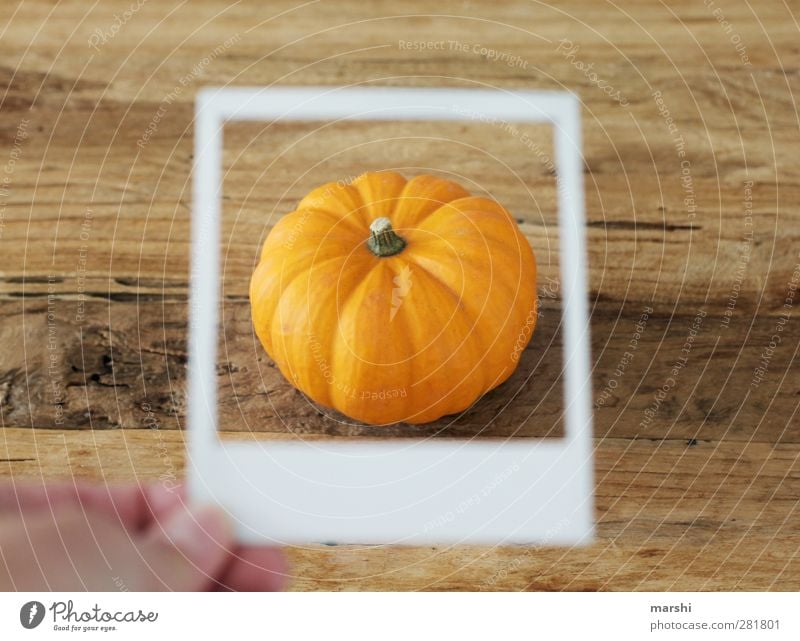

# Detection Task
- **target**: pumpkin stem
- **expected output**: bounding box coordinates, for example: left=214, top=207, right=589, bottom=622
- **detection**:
left=367, top=217, right=406, bottom=257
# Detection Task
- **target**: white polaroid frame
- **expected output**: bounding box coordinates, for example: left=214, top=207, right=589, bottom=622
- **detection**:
left=188, top=86, right=593, bottom=545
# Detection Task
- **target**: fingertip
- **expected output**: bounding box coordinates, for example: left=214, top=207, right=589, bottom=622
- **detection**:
left=143, top=483, right=185, bottom=524
left=139, top=503, right=235, bottom=591
left=219, top=546, right=290, bottom=592
left=75, top=483, right=146, bottom=528
left=160, top=504, right=235, bottom=559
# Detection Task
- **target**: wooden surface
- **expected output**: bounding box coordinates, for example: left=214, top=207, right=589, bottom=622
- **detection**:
left=1, top=0, right=799, bottom=590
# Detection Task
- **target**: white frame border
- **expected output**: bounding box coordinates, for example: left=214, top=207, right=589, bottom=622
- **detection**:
left=188, top=86, right=594, bottom=545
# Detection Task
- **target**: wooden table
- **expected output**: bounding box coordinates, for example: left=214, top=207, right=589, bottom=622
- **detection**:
left=1, top=0, right=798, bottom=590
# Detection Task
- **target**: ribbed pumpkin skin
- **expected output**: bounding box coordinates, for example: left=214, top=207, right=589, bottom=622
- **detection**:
left=249, top=171, right=537, bottom=425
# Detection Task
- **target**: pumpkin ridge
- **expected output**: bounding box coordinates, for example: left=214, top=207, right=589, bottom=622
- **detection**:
left=416, top=211, right=535, bottom=291
left=259, top=252, right=364, bottom=341
left=257, top=252, right=352, bottom=312
left=297, top=181, right=366, bottom=223
left=403, top=247, right=536, bottom=394
left=404, top=239, right=527, bottom=318
left=407, top=223, right=529, bottom=262
left=391, top=174, right=472, bottom=228
left=268, top=256, right=372, bottom=407
left=393, top=257, right=469, bottom=357
left=351, top=171, right=408, bottom=223
left=400, top=257, right=502, bottom=391
left=400, top=254, right=466, bottom=314
left=290, top=206, right=366, bottom=236
left=392, top=196, right=459, bottom=228
left=403, top=263, right=490, bottom=400
left=417, top=205, right=521, bottom=245
left=327, top=260, right=415, bottom=423
left=328, top=259, right=394, bottom=362
left=259, top=211, right=362, bottom=265
left=359, top=258, right=487, bottom=424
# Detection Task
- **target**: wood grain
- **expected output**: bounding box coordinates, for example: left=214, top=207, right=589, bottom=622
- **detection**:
left=1, top=296, right=798, bottom=443
left=1, top=0, right=798, bottom=590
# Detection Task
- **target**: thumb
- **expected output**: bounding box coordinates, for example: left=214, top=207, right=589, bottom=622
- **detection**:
left=136, top=504, right=235, bottom=591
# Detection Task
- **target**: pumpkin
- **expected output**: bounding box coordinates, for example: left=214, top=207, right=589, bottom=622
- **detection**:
left=249, top=171, right=537, bottom=425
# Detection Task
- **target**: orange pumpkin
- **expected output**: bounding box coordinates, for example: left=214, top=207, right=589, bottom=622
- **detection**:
left=249, top=171, right=537, bottom=425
